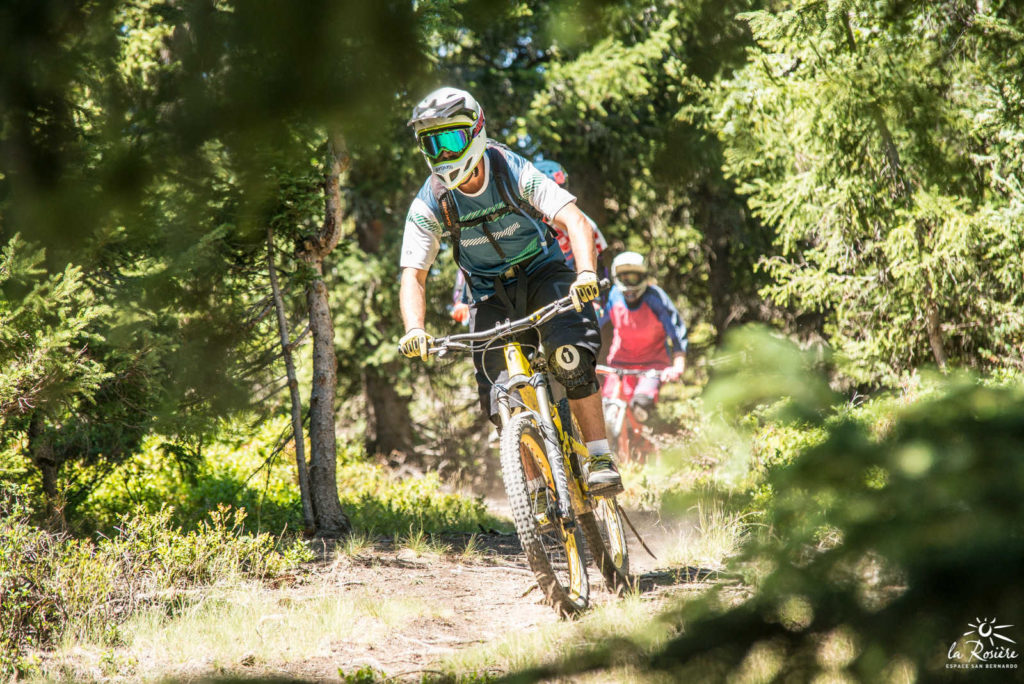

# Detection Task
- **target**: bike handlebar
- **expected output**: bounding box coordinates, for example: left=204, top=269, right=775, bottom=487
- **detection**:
left=426, top=278, right=611, bottom=357
left=595, top=364, right=661, bottom=378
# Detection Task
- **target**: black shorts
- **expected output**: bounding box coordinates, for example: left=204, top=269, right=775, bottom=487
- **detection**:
left=469, top=260, right=602, bottom=419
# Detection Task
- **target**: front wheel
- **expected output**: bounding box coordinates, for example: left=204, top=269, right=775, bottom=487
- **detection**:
left=500, top=412, right=589, bottom=616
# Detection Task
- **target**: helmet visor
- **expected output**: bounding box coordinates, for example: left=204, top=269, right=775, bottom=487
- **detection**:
left=616, top=271, right=646, bottom=287
left=418, top=126, right=472, bottom=161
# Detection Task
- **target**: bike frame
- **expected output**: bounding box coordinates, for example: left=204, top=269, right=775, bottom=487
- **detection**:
left=421, top=286, right=631, bottom=609
left=494, top=341, right=591, bottom=526
left=427, top=294, right=600, bottom=527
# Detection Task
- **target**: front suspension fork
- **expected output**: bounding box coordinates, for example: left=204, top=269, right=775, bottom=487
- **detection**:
left=495, top=349, right=576, bottom=528
left=531, top=377, right=575, bottom=527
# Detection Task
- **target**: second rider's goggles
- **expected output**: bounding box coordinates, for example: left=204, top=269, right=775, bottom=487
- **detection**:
left=418, top=126, right=472, bottom=161
left=616, top=271, right=647, bottom=287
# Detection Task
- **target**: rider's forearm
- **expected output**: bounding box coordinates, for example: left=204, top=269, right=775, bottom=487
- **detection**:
left=672, top=352, right=686, bottom=372
left=554, top=203, right=597, bottom=274
left=400, top=267, right=428, bottom=332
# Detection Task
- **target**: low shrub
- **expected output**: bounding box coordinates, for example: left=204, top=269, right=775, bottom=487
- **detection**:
left=0, top=484, right=309, bottom=678
left=514, top=330, right=1024, bottom=682
left=73, top=419, right=306, bottom=533
left=337, top=460, right=500, bottom=535
left=76, top=418, right=504, bottom=537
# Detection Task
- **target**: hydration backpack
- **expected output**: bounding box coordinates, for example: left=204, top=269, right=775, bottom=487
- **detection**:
left=429, top=143, right=550, bottom=276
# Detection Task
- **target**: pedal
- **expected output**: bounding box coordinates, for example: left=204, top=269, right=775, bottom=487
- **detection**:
left=588, top=480, right=625, bottom=497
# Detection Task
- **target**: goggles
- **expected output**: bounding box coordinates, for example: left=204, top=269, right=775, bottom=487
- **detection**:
left=418, top=125, right=472, bottom=161
left=616, top=271, right=647, bottom=287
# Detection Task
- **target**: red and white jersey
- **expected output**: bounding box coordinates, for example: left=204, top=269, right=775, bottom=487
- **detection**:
left=551, top=214, right=607, bottom=271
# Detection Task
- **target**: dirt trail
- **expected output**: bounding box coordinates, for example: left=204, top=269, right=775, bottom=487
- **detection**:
left=42, top=492, right=716, bottom=682
left=255, top=502, right=715, bottom=682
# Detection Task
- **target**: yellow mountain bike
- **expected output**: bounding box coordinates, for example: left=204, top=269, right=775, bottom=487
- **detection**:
left=426, top=289, right=630, bottom=616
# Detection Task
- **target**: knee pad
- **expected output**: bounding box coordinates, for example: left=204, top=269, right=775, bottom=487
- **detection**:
left=548, top=345, right=599, bottom=399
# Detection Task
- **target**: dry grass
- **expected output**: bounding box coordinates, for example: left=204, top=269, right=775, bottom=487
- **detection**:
left=338, top=528, right=376, bottom=558
left=35, top=583, right=442, bottom=682
left=455, top=533, right=486, bottom=562
left=395, top=525, right=453, bottom=558
left=660, top=496, right=750, bottom=570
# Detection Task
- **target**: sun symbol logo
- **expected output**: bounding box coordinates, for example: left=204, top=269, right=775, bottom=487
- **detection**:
left=964, top=618, right=1016, bottom=647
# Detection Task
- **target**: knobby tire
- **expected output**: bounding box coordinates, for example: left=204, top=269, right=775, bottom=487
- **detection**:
left=500, top=412, right=589, bottom=617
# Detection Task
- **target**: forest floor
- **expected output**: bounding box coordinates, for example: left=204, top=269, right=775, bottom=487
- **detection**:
left=38, top=498, right=727, bottom=683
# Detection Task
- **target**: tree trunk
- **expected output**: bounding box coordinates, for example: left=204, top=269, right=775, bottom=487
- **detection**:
left=571, top=165, right=608, bottom=228
left=925, top=301, right=947, bottom=369
left=296, top=135, right=351, bottom=538
left=363, top=362, right=415, bottom=457
left=859, top=37, right=947, bottom=369
left=266, top=225, right=315, bottom=534
left=698, top=183, right=735, bottom=342
left=872, top=115, right=947, bottom=367
left=28, top=412, right=66, bottom=532
left=304, top=272, right=349, bottom=536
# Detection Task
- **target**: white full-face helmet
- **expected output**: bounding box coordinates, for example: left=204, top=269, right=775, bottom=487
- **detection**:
left=611, top=251, right=648, bottom=302
left=408, top=87, right=487, bottom=190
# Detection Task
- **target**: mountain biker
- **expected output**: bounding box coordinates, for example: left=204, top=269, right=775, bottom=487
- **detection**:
left=398, top=87, right=623, bottom=495
left=600, top=251, right=687, bottom=422
left=449, top=158, right=608, bottom=325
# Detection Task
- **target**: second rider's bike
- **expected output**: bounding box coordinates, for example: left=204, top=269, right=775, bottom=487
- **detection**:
left=425, top=287, right=630, bottom=616
left=596, top=365, right=659, bottom=465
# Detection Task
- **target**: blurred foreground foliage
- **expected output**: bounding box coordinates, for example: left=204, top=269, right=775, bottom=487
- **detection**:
left=516, top=327, right=1024, bottom=681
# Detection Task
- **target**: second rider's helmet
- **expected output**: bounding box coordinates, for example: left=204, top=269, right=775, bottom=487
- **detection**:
left=534, top=159, right=568, bottom=188
left=611, top=251, right=648, bottom=303
left=408, top=87, right=487, bottom=190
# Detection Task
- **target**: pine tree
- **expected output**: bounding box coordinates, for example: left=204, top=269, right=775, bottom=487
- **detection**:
left=713, top=0, right=1024, bottom=383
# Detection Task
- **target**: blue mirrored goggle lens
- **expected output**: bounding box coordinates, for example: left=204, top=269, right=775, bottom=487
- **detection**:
left=420, top=128, right=471, bottom=160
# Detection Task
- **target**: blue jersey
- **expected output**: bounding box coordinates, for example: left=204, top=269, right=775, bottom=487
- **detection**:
left=400, top=143, right=577, bottom=301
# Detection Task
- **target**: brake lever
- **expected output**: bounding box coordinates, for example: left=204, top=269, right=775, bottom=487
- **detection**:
left=426, top=341, right=447, bottom=357
left=430, top=341, right=471, bottom=356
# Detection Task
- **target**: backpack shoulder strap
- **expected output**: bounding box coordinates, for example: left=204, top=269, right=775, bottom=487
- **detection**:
left=429, top=175, right=470, bottom=279
left=429, top=175, right=457, bottom=233
left=486, top=145, right=546, bottom=223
